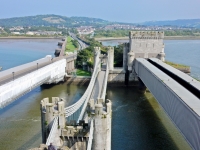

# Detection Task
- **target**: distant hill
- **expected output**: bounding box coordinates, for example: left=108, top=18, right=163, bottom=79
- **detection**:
left=141, top=19, right=200, bottom=28
left=0, top=14, right=110, bottom=27
left=1, top=15, right=200, bottom=28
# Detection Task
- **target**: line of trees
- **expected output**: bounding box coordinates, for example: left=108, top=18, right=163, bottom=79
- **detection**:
left=94, top=29, right=200, bottom=37
left=76, top=36, right=124, bottom=68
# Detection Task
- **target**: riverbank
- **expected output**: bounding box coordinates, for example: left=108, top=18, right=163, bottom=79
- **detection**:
left=95, top=36, right=200, bottom=41
left=0, top=36, right=64, bottom=39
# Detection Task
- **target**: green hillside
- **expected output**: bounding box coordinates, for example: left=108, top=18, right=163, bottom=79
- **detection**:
left=0, top=14, right=110, bottom=27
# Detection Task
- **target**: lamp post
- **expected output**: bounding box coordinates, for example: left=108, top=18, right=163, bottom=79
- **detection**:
left=12, top=72, right=14, bottom=81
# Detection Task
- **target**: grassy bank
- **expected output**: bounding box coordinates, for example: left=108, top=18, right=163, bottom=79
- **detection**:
left=165, top=61, right=190, bottom=73
left=0, top=36, right=64, bottom=39
left=165, top=61, right=189, bottom=68
left=66, top=36, right=78, bottom=52
left=76, top=69, right=91, bottom=76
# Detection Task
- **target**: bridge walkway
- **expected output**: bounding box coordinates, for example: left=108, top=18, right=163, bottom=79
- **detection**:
left=0, top=54, right=76, bottom=85
left=90, top=61, right=107, bottom=100
left=90, top=71, right=106, bottom=100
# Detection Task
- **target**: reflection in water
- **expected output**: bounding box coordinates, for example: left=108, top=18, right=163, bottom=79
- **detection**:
left=107, top=86, right=191, bottom=150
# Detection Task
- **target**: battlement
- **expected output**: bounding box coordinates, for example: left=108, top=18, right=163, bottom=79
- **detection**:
left=107, top=46, right=114, bottom=52
left=129, top=31, right=164, bottom=39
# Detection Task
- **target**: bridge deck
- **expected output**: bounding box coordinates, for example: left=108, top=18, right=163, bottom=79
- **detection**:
left=90, top=71, right=106, bottom=101
left=135, top=58, right=200, bottom=149
left=136, top=58, right=200, bottom=115
left=149, top=58, right=200, bottom=91
left=0, top=55, right=76, bottom=85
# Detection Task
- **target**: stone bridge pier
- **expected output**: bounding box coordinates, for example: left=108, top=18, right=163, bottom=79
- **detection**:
left=66, top=60, right=75, bottom=74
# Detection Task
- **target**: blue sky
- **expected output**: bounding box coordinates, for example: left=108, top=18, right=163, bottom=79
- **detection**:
left=1, top=0, right=200, bottom=23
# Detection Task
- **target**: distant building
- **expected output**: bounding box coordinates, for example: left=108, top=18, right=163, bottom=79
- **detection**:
left=11, top=32, right=21, bottom=35
left=77, top=26, right=95, bottom=35
left=26, top=31, right=35, bottom=35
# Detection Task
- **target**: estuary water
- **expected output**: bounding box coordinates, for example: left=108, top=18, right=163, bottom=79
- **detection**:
left=0, top=39, right=197, bottom=149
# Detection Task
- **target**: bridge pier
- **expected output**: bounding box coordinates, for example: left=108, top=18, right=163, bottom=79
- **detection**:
left=138, top=78, right=146, bottom=93
left=66, top=60, right=75, bottom=74
left=40, top=97, right=65, bottom=146
left=91, top=99, right=112, bottom=150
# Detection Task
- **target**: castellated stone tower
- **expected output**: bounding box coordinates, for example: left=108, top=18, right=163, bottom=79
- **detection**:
left=90, top=99, right=112, bottom=150
left=126, top=31, right=165, bottom=71
left=107, top=47, right=114, bottom=71
left=40, top=97, right=65, bottom=145
left=40, top=97, right=93, bottom=150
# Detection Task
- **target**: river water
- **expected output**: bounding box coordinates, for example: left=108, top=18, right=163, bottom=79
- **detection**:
left=0, top=39, right=198, bottom=149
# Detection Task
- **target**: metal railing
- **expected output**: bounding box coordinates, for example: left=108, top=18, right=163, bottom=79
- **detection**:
left=101, top=57, right=109, bottom=99
left=0, top=54, right=76, bottom=86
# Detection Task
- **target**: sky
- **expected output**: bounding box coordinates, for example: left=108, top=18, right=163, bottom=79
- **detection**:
left=0, top=0, right=200, bottom=23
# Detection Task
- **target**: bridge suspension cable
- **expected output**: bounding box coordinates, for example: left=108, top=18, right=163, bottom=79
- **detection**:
left=65, top=60, right=101, bottom=122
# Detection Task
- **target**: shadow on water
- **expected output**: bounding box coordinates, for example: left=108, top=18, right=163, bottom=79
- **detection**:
left=16, top=131, right=41, bottom=150
left=0, top=86, right=41, bottom=115
left=107, top=86, right=191, bottom=150
left=0, top=82, right=61, bottom=114
left=40, top=81, right=65, bottom=90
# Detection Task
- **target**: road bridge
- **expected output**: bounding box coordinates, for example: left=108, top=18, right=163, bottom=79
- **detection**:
left=0, top=39, right=76, bottom=108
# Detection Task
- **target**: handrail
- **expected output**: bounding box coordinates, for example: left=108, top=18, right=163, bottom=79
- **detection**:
left=46, top=116, right=58, bottom=146
left=65, top=60, right=100, bottom=121
left=87, top=119, right=94, bottom=150
left=101, top=56, right=109, bottom=99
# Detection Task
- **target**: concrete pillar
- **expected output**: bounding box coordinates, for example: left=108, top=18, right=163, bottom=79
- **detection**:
left=107, top=47, right=114, bottom=71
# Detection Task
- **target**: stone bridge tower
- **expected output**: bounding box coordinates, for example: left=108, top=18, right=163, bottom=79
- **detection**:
left=123, top=31, right=165, bottom=83
left=124, top=31, right=165, bottom=72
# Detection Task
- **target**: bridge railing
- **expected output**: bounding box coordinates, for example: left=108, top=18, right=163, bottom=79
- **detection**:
left=87, top=119, right=94, bottom=150
left=65, top=60, right=100, bottom=122
left=101, top=57, right=109, bottom=99
left=0, top=54, right=76, bottom=86
left=46, top=116, right=58, bottom=146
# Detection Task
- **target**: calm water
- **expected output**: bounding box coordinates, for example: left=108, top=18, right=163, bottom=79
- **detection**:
left=0, top=39, right=57, bottom=70
left=0, top=39, right=197, bottom=149
left=102, top=40, right=200, bottom=80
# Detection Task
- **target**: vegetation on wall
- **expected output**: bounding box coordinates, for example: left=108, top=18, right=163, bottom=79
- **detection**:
left=76, top=36, right=108, bottom=68
left=113, top=44, right=123, bottom=67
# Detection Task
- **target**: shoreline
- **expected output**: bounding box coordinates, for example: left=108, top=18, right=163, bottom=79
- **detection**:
left=95, top=36, right=200, bottom=41
left=0, top=36, right=64, bottom=40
